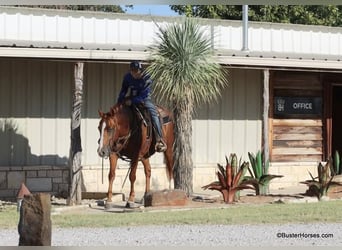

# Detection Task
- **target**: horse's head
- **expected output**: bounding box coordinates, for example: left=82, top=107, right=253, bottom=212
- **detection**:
left=97, top=104, right=131, bottom=158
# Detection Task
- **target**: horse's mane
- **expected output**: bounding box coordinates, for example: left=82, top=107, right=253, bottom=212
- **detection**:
left=107, top=103, right=137, bottom=129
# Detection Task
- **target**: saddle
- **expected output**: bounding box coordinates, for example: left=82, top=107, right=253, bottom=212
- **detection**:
left=132, top=104, right=172, bottom=157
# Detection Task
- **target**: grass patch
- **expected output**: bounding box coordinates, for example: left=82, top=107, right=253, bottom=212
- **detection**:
left=1, top=200, right=342, bottom=229
left=0, top=205, right=19, bottom=229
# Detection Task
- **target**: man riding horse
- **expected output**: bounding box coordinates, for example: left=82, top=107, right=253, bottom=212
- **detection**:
left=117, top=60, right=167, bottom=152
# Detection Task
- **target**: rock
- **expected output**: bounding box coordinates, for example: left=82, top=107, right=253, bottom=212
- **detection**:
left=320, top=195, right=330, bottom=201
left=16, top=183, right=31, bottom=212
left=16, top=183, right=31, bottom=199
left=144, top=189, right=188, bottom=207
left=18, top=193, right=51, bottom=246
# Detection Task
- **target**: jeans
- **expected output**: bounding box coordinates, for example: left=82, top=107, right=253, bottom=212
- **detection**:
left=143, top=98, right=163, bottom=139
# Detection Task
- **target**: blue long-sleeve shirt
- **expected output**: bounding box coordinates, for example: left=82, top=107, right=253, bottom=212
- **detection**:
left=117, top=72, right=152, bottom=104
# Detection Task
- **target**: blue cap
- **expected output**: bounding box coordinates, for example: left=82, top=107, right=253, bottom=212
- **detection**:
left=130, top=61, right=143, bottom=70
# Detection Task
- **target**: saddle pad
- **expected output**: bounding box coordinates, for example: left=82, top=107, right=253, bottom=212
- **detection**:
left=162, top=115, right=172, bottom=125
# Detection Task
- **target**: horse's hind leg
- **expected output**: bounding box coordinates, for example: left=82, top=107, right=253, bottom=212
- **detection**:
left=107, top=153, right=118, bottom=202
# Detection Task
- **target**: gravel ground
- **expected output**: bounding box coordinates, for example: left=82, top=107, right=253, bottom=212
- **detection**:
left=0, top=223, right=341, bottom=246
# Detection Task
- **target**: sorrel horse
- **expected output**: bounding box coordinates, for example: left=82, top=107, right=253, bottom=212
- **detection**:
left=97, top=103, right=174, bottom=207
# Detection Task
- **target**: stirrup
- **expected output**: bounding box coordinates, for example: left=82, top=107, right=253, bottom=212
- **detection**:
left=155, top=140, right=167, bottom=152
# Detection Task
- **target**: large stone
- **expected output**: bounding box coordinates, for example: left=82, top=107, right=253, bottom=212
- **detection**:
left=144, top=189, right=188, bottom=207
left=18, top=193, right=51, bottom=246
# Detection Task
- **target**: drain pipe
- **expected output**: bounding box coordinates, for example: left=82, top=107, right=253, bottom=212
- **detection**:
left=242, top=5, right=249, bottom=51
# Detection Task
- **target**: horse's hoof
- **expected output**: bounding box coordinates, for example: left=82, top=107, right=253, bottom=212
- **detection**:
left=125, top=201, right=141, bottom=209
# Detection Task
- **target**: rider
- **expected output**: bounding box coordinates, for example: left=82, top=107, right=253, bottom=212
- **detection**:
left=117, top=60, right=167, bottom=152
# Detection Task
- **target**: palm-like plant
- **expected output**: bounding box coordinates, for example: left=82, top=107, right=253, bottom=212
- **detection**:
left=146, top=18, right=229, bottom=196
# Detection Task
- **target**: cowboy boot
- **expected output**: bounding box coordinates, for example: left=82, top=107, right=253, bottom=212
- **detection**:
left=155, top=137, right=167, bottom=152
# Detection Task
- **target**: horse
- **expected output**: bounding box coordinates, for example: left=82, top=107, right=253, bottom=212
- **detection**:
left=97, top=102, right=174, bottom=207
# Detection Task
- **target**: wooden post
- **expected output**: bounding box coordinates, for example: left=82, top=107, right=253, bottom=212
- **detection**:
left=67, top=62, right=84, bottom=206
left=263, top=69, right=270, bottom=172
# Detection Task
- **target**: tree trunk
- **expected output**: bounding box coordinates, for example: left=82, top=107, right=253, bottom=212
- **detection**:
left=67, top=62, right=84, bottom=206
left=173, top=96, right=194, bottom=196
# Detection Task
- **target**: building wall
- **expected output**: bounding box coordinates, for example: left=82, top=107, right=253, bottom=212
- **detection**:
left=0, top=58, right=263, bottom=198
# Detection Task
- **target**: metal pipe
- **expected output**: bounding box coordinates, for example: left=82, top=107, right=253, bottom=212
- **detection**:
left=242, top=5, right=249, bottom=51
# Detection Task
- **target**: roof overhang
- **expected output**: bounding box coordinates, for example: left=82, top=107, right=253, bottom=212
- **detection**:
left=1, top=46, right=341, bottom=72
left=216, top=50, right=342, bottom=72
left=0, top=47, right=149, bottom=62
left=217, top=55, right=342, bottom=72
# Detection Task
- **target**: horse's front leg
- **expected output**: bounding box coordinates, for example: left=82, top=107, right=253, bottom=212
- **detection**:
left=141, top=158, right=152, bottom=195
left=107, top=153, right=118, bottom=203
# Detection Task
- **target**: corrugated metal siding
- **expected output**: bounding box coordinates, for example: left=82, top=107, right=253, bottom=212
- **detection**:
left=0, top=59, right=262, bottom=167
left=0, top=59, right=73, bottom=166
left=249, top=22, right=342, bottom=55
left=1, top=7, right=342, bottom=56
left=193, top=69, right=262, bottom=164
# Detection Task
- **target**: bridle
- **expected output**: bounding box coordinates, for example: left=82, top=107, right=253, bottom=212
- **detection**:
left=111, top=131, right=131, bottom=153
left=98, top=104, right=141, bottom=162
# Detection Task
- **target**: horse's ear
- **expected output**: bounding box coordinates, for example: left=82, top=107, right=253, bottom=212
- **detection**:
left=98, top=109, right=104, bottom=117
left=110, top=107, right=115, bottom=116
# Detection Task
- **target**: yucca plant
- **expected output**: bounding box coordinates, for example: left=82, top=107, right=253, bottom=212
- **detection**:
left=247, top=151, right=283, bottom=195
left=147, top=18, right=229, bottom=196
left=202, top=153, right=255, bottom=203
left=300, top=160, right=342, bottom=200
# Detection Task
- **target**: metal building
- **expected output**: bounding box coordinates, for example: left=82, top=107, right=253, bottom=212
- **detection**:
left=0, top=7, right=341, bottom=199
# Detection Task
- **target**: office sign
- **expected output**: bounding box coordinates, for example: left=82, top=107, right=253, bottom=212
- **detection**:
left=274, top=96, right=322, bottom=115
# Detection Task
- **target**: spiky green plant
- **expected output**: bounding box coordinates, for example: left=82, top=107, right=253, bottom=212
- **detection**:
left=332, top=150, right=341, bottom=176
left=247, top=151, right=283, bottom=195
left=202, top=153, right=255, bottom=203
left=300, top=160, right=342, bottom=200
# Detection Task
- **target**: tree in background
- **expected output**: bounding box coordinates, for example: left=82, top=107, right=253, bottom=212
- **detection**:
left=170, top=5, right=342, bottom=27
left=146, top=18, right=229, bottom=196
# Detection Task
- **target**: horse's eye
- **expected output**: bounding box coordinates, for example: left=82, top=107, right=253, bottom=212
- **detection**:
left=106, top=128, right=114, bottom=132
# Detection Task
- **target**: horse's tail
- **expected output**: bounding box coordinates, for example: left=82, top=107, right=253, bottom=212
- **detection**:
left=156, top=105, right=174, bottom=184
left=163, top=119, right=174, bottom=183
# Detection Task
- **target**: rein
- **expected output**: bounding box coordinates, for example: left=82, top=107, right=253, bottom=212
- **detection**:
left=111, top=131, right=131, bottom=154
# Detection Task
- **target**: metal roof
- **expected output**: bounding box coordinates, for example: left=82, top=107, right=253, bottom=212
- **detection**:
left=0, top=6, right=341, bottom=71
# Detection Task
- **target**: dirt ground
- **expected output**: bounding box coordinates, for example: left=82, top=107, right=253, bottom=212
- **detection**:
left=50, top=189, right=320, bottom=214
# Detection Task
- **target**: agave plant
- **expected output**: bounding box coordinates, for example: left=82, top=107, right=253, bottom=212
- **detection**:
left=247, top=151, right=283, bottom=195
left=300, top=160, right=342, bottom=200
left=332, top=150, right=342, bottom=176
left=202, top=153, right=255, bottom=203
